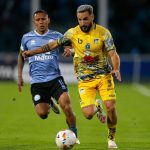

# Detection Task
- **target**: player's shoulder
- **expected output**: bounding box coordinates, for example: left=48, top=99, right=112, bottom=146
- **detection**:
left=48, top=30, right=63, bottom=39
left=22, top=30, right=35, bottom=39
left=96, top=24, right=109, bottom=32
left=66, top=25, right=81, bottom=35
left=95, top=24, right=112, bottom=37
left=49, top=30, right=62, bottom=36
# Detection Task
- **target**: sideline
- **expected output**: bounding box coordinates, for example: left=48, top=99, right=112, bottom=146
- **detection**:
left=133, top=83, right=150, bottom=97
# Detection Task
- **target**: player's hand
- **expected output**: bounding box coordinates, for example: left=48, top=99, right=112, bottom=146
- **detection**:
left=111, top=69, right=121, bottom=81
left=17, top=76, right=24, bottom=92
left=22, top=51, right=31, bottom=59
left=63, top=47, right=74, bottom=57
left=57, top=37, right=72, bottom=46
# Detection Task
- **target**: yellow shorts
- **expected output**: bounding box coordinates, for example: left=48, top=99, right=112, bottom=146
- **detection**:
left=78, top=74, right=116, bottom=108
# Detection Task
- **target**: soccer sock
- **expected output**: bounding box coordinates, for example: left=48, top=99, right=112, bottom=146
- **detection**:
left=66, top=119, right=77, bottom=137
left=69, top=126, right=77, bottom=137
left=107, top=116, right=116, bottom=140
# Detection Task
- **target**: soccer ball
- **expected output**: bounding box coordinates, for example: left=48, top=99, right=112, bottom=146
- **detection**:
left=55, top=129, right=76, bottom=150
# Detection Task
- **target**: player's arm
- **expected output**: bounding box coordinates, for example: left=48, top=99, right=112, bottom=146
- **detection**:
left=63, top=46, right=75, bottom=57
left=108, top=50, right=121, bottom=81
left=22, top=37, right=71, bottom=58
left=17, top=50, right=25, bottom=92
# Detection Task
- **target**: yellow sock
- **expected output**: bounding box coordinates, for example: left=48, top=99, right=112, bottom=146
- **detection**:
left=107, top=117, right=116, bottom=140
left=108, top=127, right=116, bottom=140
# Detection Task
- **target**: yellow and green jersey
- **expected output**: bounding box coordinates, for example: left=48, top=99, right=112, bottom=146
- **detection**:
left=65, top=24, right=116, bottom=81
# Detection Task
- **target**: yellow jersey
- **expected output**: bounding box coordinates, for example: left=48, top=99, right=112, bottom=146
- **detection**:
left=65, top=24, right=116, bottom=81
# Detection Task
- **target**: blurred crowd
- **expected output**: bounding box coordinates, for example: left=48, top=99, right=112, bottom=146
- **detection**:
left=109, top=0, right=150, bottom=54
left=0, top=0, right=149, bottom=54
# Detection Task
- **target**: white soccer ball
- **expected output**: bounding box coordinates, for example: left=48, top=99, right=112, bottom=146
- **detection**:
left=55, top=129, right=76, bottom=150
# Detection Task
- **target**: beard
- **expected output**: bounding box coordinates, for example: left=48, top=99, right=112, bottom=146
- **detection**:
left=80, top=23, right=92, bottom=33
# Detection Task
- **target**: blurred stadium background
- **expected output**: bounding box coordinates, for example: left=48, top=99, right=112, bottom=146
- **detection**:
left=0, top=0, right=150, bottom=149
left=0, top=0, right=150, bottom=86
left=0, top=0, right=150, bottom=85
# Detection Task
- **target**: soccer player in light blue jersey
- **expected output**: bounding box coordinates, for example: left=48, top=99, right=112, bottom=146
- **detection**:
left=17, top=10, right=79, bottom=141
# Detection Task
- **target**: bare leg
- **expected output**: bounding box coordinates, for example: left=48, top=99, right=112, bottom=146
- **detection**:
left=81, top=105, right=96, bottom=120
left=35, top=103, right=50, bottom=119
left=104, top=100, right=117, bottom=127
left=58, top=92, right=77, bottom=136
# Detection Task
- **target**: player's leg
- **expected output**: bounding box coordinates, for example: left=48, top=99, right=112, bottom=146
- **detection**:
left=104, top=100, right=118, bottom=148
left=35, top=103, right=50, bottom=119
left=58, top=92, right=77, bottom=135
left=58, top=92, right=80, bottom=144
left=51, top=77, right=78, bottom=137
left=95, top=99, right=107, bottom=123
left=50, top=97, right=60, bottom=114
left=31, top=82, right=51, bottom=119
left=78, top=80, right=106, bottom=122
left=34, top=97, right=60, bottom=117
left=98, top=74, right=118, bottom=148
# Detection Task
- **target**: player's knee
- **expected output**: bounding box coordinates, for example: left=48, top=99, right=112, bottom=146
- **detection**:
left=37, top=111, right=48, bottom=119
left=39, top=114, right=48, bottom=119
left=107, top=105, right=116, bottom=113
left=84, top=113, right=93, bottom=120
left=105, top=102, right=116, bottom=113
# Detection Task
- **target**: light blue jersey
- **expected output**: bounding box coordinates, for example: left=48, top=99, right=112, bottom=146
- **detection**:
left=20, top=30, right=63, bottom=84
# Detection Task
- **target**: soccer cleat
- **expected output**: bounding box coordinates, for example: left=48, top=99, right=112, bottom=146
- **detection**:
left=108, top=139, right=118, bottom=148
left=50, top=98, right=60, bottom=114
left=76, top=138, right=80, bottom=144
left=95, top=99, right=106, bottom=123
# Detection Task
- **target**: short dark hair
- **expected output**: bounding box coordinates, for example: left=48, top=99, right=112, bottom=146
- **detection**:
left=33, top=10, right=48, bottom=17
left=77, top=4, right=93, bottom=14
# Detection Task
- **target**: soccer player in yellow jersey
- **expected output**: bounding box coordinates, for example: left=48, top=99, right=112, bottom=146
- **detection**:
left=22, top=5, right=121, bottom=149
left=63, top=5, right=121, bottom=148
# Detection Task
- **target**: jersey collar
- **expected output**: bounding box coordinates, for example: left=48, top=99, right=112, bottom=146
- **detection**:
left=34, top=29, right=49, bottom=36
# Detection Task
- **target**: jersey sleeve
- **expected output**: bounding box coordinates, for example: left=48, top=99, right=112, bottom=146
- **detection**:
left=20, top=35, right=28, bottom=51
left=103, top=29, right=116, bottom=52
left=64, top=28, right=74, bottom=40
left=57, top=32, right=64, bottom=39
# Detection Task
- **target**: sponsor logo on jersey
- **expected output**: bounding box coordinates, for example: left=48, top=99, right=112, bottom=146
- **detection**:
left=78, top=38, right=83, bottom=44
left=31, top=40, right=36, bottom=45
left=35, top=54, right=53, bottom=61
left=94, top=38, right=99, bottom=44
left=79, top=88, right=85, bottom=94
left=109, top=94, right=115, bottom=97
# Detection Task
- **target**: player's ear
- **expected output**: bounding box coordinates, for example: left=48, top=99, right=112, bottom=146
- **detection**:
left=33, top=18, right=35, bottom=25
left=91, top=14, right=94, bottom=21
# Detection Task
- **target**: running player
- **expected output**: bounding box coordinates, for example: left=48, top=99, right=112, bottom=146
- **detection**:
left=22, top=5, right=121, bottom=148
left=17, top=10, right=79, bottom=140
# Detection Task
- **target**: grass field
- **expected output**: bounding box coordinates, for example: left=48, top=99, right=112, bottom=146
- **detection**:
left=0, top=81, right=150, bottom=150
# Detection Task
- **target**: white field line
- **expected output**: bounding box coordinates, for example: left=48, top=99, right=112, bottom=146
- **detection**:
left=133, top=83, right=150, bottom=97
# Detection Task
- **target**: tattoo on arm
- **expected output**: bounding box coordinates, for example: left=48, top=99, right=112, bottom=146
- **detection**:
left=41, top=44, right=50, bottom=52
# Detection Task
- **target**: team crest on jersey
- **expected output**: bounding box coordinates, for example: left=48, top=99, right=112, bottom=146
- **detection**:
left=79, top=88, right=85, bottom=94
left=94, top=38, right=99, bottom=44
left=85, top=43, right=90, bottom=50
left=78, top=38, right=83, bottom=44
left=85, top=43, right=90, bottom=49
left=34, top=94, right=40, bottom=101
left=31, top=40, right=36, bottom=45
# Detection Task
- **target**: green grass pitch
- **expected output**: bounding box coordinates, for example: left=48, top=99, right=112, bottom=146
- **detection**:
left=0, top=81, right=150, bottom=150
